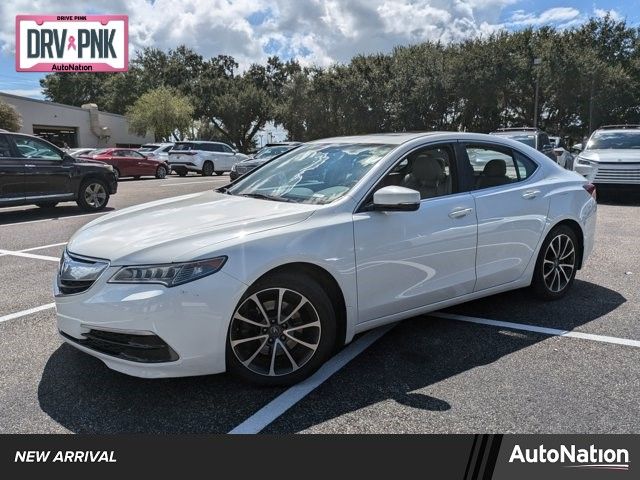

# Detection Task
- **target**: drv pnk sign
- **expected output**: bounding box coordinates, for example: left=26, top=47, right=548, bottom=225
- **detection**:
left=16, top=15, right=128, bottom=72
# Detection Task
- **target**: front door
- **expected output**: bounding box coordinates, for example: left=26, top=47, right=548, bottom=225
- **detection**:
left=458, top=142, right=550, bottom=291
left=353, top=143, right=478, bottom=323
left=12, top=135, right=72, bottom=200
left=0, top=134, right=24, bottom=206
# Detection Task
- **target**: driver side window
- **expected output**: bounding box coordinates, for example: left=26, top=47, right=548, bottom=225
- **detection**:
left=377, top=144, right=454, bottom=200
left=14, top=136, right=62, bottom=160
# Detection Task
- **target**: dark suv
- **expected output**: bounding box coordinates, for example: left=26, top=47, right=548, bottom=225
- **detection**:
left=490, top=127, right=555, bottom=161
left=0, top=131, right=117, bottom=211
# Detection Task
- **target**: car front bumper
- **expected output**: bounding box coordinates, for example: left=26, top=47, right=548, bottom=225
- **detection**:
left=54, top=267, right=247, bottom=378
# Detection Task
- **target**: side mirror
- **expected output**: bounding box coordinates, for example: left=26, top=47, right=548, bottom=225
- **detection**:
left=571, top=143, right=583, bottom=153
left=372, top=186, right=420, bottom=212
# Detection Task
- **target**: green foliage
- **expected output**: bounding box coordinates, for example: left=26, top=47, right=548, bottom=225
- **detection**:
left=40, top=16, right=640, bottom=145
left=0, top=99, right=22, bottom=131
left=125, top=87, right=194, bottom=141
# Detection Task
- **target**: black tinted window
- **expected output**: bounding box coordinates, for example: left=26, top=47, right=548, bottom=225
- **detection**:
left=0, top=135, right=12, bottom=157
left=460, top=143, right=537, bottom=191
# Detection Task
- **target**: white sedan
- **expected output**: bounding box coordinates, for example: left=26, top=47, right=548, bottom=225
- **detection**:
left=55, top=132, right=597, bottom=385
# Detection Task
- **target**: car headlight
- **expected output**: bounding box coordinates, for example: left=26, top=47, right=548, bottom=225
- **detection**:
left=108, top=256, right=227, bottom=287
left=576, top=157, right=595, bottom=166
left=231, top=164, right=237, bottom=172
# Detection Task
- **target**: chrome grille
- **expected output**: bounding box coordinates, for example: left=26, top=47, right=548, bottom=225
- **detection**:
left=594, top=163, right=640, bottom=184
left=57, top=250, right=109, bottom=295
left=235, top=165, right=255, bottom=175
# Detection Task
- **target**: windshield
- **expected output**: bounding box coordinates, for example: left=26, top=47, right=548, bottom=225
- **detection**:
left=587, top=131, right=640, bottom=149
left=503, top=134, right=536, bottom=148
left=227, top=143, right=394, bottom=204
left=254, top=145, right=293, bottom=159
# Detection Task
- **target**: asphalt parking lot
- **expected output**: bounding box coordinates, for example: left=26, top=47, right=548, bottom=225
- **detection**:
left=1, top=177, right=639, bottom=434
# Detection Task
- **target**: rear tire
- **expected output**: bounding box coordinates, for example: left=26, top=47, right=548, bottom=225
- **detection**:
left=226, top=271, right=336, bottom=386
left=531, top=225, right=579, bottom=300
left=202, top=161, right=214, bottom=176
left=77, top=179, right=110, bottom=212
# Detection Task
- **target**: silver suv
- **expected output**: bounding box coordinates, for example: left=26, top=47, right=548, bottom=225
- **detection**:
left=168, top=141, right=248, bottom=176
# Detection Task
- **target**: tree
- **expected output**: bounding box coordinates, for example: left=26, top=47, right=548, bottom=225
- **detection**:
left=0, top=99, right=22, bottom=131
left=125, top=87, right=194, bottom=141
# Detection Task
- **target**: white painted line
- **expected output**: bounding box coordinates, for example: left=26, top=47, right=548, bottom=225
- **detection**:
left=161, top=180, right=223, bottom=187
left=0, top=212, right=105, bottom=227
left=229, top=324, right=395, bottom=434
left=0, top=249, right=60, bottom=262
left=0, top=242, right=68, bottom=258
left=0, top=303, right=56, bottom=324
left=431, top=312, right=640, bottom=348
left=19, top=242, right=67, bottom=253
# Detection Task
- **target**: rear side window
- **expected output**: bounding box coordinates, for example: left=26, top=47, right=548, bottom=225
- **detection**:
left=460, top=143, right=537, bottom=191
left=173, top=142, right=198, bottom=151
left=222, top=144, right=233, bottom=153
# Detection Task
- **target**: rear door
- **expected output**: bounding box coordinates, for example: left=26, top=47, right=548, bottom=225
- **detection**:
left=458, top=142, right=550, bottom=291
left=0, top=134, right=24, bottom=206
left=12, top=135, right=72, bottom=200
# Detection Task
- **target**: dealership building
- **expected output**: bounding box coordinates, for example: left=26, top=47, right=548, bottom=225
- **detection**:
left=0, top=92, right=153, bottom=148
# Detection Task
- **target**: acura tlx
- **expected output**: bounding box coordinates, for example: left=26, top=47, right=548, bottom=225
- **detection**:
left=55, top=132, right=597, bottom=386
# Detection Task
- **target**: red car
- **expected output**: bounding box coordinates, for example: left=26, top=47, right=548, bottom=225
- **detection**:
left=79, top=148, right=170, bottom=181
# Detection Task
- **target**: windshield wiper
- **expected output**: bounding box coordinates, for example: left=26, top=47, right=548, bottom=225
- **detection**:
left=239, top=193, right=294, bottom=203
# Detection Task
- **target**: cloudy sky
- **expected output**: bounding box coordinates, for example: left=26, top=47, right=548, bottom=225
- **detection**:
left=0, top=0, right=638, bottom=99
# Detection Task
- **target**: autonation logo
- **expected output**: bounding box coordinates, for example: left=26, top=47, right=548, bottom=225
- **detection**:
left=509, top=444, right=630, bottom=471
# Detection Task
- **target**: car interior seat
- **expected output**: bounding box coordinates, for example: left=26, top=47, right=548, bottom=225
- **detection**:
left=476, top=159, right=512, bottom=188
left=402, top=152, right=448, bottom=199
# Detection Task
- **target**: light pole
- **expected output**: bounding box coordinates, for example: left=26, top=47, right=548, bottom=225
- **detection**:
left=533, top=57, right=542, bottom=128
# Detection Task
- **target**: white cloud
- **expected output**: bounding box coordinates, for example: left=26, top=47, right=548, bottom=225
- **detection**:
left=0, top=1, right=630, bottom=71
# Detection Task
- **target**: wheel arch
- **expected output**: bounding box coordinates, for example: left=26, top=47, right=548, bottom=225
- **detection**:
left=549, top=218, right=585, bottom=269
left=249, top=262, right=348, bottom=350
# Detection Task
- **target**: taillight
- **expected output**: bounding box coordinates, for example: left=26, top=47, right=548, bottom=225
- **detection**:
left=583, top=183, right=596, bottom=199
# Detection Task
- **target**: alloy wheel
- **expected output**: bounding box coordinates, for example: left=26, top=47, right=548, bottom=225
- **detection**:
left=84, top=183, right=107, bottom=209
left=230, top=288, right=322, bottom=377
left=542, top=233, right=575, bottom=293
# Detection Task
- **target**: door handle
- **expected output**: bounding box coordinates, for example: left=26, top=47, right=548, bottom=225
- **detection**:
left=449, top=207, right=473, bottom=219
left=522, top=189, right=541, bottom=199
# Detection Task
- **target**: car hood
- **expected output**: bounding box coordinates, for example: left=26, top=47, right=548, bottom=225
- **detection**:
left=579, top=149, right=640, bottom=163
left=67, top=191, right=317, bottom=265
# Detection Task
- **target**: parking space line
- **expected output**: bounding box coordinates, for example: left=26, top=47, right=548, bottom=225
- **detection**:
left=0, top=242, right=67, bottom=258
left=431, top=312, right=640, bottom=348
left=0, top=212, right=105, bottom=227
left=0, top=303, right=56, bottom=324
left=0, top=249, right=60, bottom=262
left=229, top=324, right=395, bottom=434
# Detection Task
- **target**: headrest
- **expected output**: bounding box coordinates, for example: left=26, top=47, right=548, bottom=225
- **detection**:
left=483, top=159, right=507, bottom=176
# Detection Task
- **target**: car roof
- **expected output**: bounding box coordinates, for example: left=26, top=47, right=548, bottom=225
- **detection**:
left=307, top=131, right=537, bottom=146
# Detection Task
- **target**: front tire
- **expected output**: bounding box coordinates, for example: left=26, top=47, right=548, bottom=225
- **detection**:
left=155, top=165, right=168, bottom=179
left=226, top=272, right=336, bottom=386
left=77, top=179, right=109, bottom=212
left=202, top=161, right=214, bottom=176
left=531, top=225, right=579, bottom=300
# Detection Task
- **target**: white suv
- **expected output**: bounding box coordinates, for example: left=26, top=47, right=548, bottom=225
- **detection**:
left=168, top=141, right=248, bottom=176
left=573, top=125, right=640, bottom=186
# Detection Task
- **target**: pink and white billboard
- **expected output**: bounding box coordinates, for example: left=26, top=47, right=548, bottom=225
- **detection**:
left=16, top=15, right=128, bottom=72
